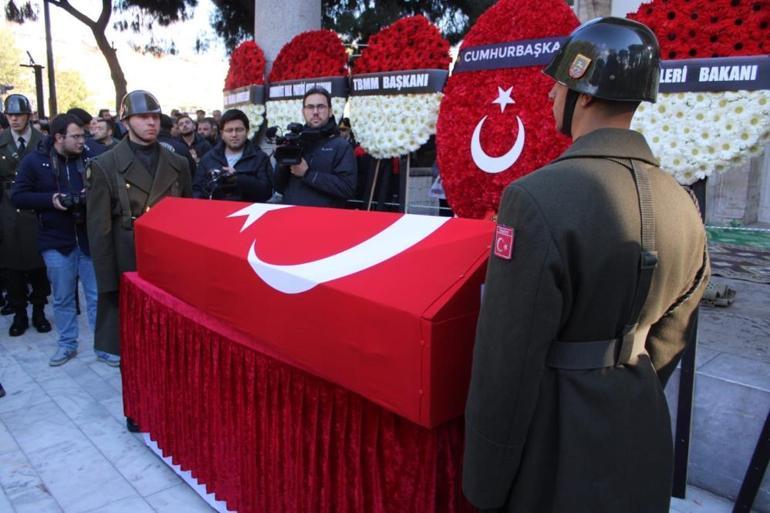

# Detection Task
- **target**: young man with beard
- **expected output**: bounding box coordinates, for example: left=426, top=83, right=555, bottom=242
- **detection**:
left=176, top=114, right=212, bottom=164
left=12, top=114, right=110, bottom=366
left=92, top=117, right=118, bottom=149
left=194, top=109, right=272, bottom=202
left=462, top=18, right=710, bottom=513
left=274, top=87, right=356, bottom=208
left=0, top=94, right=52, bottom=337
left=86, top=90, right=192, bottom=366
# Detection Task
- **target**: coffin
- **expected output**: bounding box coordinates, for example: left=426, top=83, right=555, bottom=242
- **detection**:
left=135, top=198, right=493, bottom=428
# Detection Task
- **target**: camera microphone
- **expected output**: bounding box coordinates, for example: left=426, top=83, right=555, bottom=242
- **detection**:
left=266, top=126, right=279, bottom=139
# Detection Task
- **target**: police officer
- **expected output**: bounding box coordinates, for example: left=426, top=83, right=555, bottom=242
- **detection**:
left=86, top=90, right=192, bottom=363
left=463, top=18, right=710, bottom=513
left=0, top=94, right=52, bottom=337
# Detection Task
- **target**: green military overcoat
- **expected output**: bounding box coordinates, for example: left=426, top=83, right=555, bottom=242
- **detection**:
left=463, top=129, right=710, bottom=513
left=0, top=128, right=44, bottom=270
left=86, top=138, right=192, bottom=355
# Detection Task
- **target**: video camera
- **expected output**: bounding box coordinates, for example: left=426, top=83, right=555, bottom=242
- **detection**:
left=266, top=122, right=335, bottom=167
left=59, top=193, right=86, bottom=224
left=203, top=168, right=237, bottom=199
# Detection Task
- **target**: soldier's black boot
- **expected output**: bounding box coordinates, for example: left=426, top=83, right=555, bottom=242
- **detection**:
left=32, top=305, right=51, bottom=333
left=126, top=417, right=140, bottom=433
left=9, top=309, right=28, bottom=337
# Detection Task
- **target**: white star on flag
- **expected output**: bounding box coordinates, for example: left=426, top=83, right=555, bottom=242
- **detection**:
left=492, top=86, right=515, bottom=113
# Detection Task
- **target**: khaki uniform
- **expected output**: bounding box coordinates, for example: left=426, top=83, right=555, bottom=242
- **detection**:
left=86, top=138, right=192, bottom=355
left=463, top=129, right=710, bottom=513
left=0, top=128, right=44, bottom=270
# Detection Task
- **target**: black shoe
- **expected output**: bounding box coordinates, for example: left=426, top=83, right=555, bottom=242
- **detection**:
left=9, top=311, right=28, bottom=337
left=126, top=417, right=140, bottom=433
left=32, top=306, right=51, bottom=333
left=0, top=303, right=12, bottom=316
left=0, top=382, right=5, bottom=398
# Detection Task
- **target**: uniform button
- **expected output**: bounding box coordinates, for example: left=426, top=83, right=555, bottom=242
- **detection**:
left=126, top=183, right=131, bottom=189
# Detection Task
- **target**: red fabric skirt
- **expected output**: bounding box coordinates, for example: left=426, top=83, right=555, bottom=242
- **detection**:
left=121, top=273, right=476, bottom=513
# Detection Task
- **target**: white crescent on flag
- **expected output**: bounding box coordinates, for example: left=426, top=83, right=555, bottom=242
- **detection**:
left=229, top=203, right=450, bottom=294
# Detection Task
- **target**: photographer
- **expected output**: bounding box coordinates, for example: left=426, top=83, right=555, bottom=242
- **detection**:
left=11, top=114, right=105, bottom=367
left=194, top=109, right=272, bottom=201
left=274, top=87, right=356, bottom=208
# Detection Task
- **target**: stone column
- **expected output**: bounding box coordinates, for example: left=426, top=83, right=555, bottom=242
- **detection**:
left=254, top=0, right=322, bottom=75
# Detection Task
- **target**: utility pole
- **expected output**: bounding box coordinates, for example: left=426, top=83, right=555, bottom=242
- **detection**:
left=20, top=52, right=46, bottom=118
left=43, top=0, right=57, bottom=116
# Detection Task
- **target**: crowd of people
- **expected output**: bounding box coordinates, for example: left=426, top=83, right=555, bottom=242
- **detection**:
left=0, top=87, right=358, bottom=403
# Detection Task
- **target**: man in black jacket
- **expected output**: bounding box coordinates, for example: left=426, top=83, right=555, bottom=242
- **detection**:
left=194, top=109, right=272, bottom=202
left=11, top=114, right=109, bottom=367
left=274, top=87, right=356, bottom=208
left=177, top=114, right=212, bottom=164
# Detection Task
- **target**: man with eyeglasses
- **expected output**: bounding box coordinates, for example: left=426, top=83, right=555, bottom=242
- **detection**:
left=0, top=93, right=52, bottom=337
left=86, top=90, right=192, bottom=369
left=194, top=109, right=272, bottom=201
left=11, top=114, right=109, bottom=366
left=274, top=86, right=356, bottom=208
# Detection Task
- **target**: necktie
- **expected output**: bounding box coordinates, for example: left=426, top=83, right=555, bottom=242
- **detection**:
left=17, top=137, right=25, bottom=154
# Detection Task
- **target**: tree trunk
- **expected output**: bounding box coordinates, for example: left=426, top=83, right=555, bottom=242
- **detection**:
left=92, top=29, right=127, bottom=112
left=576, top=0, right=612, bottom=22
left=50, top=0, right=127, bottom=112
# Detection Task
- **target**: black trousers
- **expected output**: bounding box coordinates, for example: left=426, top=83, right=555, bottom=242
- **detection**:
left=6, top=267, right=50, bottom=311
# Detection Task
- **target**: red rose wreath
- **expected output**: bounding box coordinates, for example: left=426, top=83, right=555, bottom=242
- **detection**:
left=627, top=0, right=770, bottom=184
left=224, top=40, right=266, bottom=90
left=436, top=0, right=579, bottom=219
left=223, top=40, right=268, bottom=134
left=350, top=15, right=451, bottom=159
left=266, top=30, right=349, bottom=129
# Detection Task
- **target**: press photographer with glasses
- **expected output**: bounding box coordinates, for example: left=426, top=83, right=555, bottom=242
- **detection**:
left=193, top=109, right=273, bottom=202
left=274, top=86, right=357, bottom=208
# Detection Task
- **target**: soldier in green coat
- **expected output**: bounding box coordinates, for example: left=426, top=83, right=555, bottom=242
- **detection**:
left=0, top=94, right=51, bottom=337
left=463, top=18, right=710, bottom=513
left=86, top=90, right=192, bottom=364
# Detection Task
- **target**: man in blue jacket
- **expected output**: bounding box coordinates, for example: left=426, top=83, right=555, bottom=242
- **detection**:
left=274, top=87, right=356, bottom=208
left=11, top=114, right=115, bottom=367
left=194, top=109, right=272, bottom=201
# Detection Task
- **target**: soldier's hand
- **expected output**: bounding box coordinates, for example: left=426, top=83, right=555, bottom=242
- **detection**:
left=52, top=193, right=67, bottom=211
left=290, top=159, right=308, bottom=177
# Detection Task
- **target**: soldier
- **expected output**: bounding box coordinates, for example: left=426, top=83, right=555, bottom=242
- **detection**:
left=86, top=90, right=192, bottom=364
left=0, top=94, right=52, bottom=337
left=463, top=18, right=710, bottom=513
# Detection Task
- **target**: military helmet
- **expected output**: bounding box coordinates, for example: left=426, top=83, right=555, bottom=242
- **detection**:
left=544, top=17, right=660, bottom=103
left=4, top=94, right=32, bottom=115
left=120, top=90, right=162, bottom=120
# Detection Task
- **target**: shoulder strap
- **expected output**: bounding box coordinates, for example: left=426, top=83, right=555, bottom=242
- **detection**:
left=547, top=158, right=658, bottom=369
left=113, top=169, right=136, bottom=230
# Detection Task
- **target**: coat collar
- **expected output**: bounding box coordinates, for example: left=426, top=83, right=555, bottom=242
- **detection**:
left=553, top=128, right=659, bottom=167
left=0, top=127, right=42, bottom=157
left=112, top=138, right=182, bottom=205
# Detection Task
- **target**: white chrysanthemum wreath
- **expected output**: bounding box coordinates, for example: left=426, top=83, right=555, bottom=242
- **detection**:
left=632, top=90, right=770, bottom=185
left=349, top=93, right=442, bottom=159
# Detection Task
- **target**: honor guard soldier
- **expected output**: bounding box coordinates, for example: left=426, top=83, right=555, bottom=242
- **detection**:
left=86, top=90, right=192, bottom=364
left=0, top=93, right=52, bottom=337
left=463, top=18, right=710, bottom=513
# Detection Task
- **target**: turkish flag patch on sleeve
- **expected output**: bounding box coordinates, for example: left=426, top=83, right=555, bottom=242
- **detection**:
left=494, top=224, right=514, bottom=260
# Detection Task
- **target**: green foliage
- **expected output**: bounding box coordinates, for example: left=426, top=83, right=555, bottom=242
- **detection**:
left=211, top=0, right=497, bottom=53
left=55, top=68, right=93, bottom=113
left=0, top=26, right=32, bottom=94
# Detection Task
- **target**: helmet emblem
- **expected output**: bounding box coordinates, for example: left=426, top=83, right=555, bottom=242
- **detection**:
left=568, top=53, right=592, bottom=79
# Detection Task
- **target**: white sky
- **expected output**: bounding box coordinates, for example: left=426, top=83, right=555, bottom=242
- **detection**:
left=3, top=0, right=232, bottom=114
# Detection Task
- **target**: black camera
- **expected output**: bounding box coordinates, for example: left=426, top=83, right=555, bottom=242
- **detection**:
left=59, top=193, right=86, bottom=224
left=267, top=122, right=334, bottom=167
left=203, top=168, right=237, bottom=199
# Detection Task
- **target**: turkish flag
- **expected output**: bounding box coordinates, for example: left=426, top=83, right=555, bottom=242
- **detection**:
left=135, top=198, right=494, bottom=427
